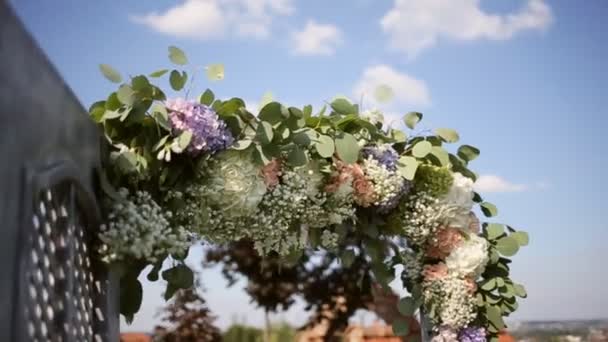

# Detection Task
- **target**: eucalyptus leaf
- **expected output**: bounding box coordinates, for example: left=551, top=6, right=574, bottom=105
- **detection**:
left=259, top=102, right=285, bottom=125
left=485, top=223, right=505, bottom=240
left=330, top=98, right=357, bottom=115
left=404, top=112, right=422, bottom=129
left=287, top=145, right=308, bottom=166
left=430, top=146, right=449, bottom=166
left=412, top=140, right=432, bottom=158
left=458, top=144, right=480, bottom=162
left=335, top=132, right=360, bottom=164
left=256, top=121, right=274, bottom=145
left=206, top=63, right=225, bottom=81
left=315, top=135, right=335, bottom=158
left=168, top=46, right=188, bottom=65
left=397, top=156, right=419, bottom=180
left=481, top=202, right=499, bottom=217
left=514, top=283, right=527, bottom=298
left=149, top=69, right=169, bottom=78
left=117, top=85, right=135, bottom=106
left=169, top=70, right=187, bottom=91
left=178, top=130, right=193, bottom=150
left=232, top=139, right=253, bottom=150
left=99, top=64, right=122, bottom=83
left=511, top=231, right=530, bottom=246
left=120, top=276, right=143, bottom=322
left=496, top=236, right=520, bottom=257
left=435, top=128, right=460, bottom=143
left=200, top=89, right=215, bottom=105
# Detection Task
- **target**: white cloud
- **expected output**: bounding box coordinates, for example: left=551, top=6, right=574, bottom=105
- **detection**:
left=353, top=64, right=430, bottom=108
left=291, top=20, right=343, bottom=56
left=474, top=175, right=527, bottom=193
left=381, top=0, right=553, bottom=58
left=132, top=0, right=295, bottom=40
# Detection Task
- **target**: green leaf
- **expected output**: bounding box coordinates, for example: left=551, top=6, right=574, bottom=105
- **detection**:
left=169, top=70, right=187, bottom=91
left=120, top=276, right=143, bottom=322
left=178, top=130, right=193, bottom=150
left=496, top=236, right=520, bottom=257
left=149, top=69, right=169, bottom=78
left=374, top=84, right=394, bottom=103
left=259, top=102, right=286, bottom=125
left=514, top=283, right=528, bottom=298
left=511, top=231, right=529, bottom=246
left=390, top=129, right=407, bottom=143
left=315, top=134, right=335, bottom=158
left=162, top=264, right=194, bottom=300
left=232, top=139, right=252, bottom=150
left=287, top=145, right=308, bottom=166
left=114, top=151, right=138, bottom=172
left=330, top=98, right=357, bottom=115
left=404, top=112, right=422, bottom=129
left=292, top=131, right=312, bottom=146
left=256, top=121, right=274, bottom=145
left=99, top=64, right=122, bottom=83
left=335, top=132, right=360, bottom=164
left=131, top=75, right=151, bottom=92
left=151, top=103, right=170, bottom=131
left=117, top=85, right=135, bottom=106
left=435, top=128, right=460, bottom=143
left=397, top=297, right=418, bottom=315
left=397, top=156, right=419, bottom=180
left=412, top=140, right=432, bottom=158
left=486, top=305, right=505, bottom=329
left=481, top=202, right=498, bottom=217
left=430, top=146, right=449, bottom=166
left=485, top=223, right=505, bottom=240
left=481, top=278, right=497, bottom=291
left=341, top=249, right=355, bottom=268
left=253, top=144, right=271, bottom=165
left=392, top=319, right=410, bottom=336
left=200, top=89, right=215, bottom=105
left=458, top=144, right=480, bottom=162
left=206, top=63, right=225, bottom=81
left=168, top=46, right=188, bottom=65
left=89, top=101, right=106, bottom=122
left=147, top=262, right=163, bottom=282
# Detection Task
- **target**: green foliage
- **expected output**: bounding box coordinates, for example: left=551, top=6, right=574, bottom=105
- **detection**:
left=99, top=64, right=122, bottom=83
left=168, top=46, right=188, bottom=65
left=458, top=144, right=480, bottom=162
left=404, top=112, right=422, bottom=129
left=435, top=128, right=460, bottom=143
left=334, top=132, right=360, bottom=163
left=414, top=164, right=453, bottom=197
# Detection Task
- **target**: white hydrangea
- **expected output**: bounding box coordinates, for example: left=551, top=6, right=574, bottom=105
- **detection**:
left=99, top=189, right=191, bottom=263
left=443, top=172, right=474, bottom=211
left=446, top=234, right=489, bottom=278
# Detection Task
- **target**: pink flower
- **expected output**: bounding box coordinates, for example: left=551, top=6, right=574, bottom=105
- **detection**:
left=468, top=212, right=481, bottom=234
left=427, top=227, right=464, bottom=259
left=465, top=277, right=478, bottom=294
left=260, top=159, right=281, bottom=188
left=423, top=263, right=448, bottom=282
left=324, top=159, right=377, bottom=206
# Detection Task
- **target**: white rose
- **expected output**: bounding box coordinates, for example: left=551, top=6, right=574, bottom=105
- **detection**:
left=446, top=234, right=489, bottom=278
left=443, top=172, right=474, bottom=211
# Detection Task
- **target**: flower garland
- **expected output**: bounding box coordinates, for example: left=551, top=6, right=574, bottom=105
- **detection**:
left=92, top=47, right=529, bottom=341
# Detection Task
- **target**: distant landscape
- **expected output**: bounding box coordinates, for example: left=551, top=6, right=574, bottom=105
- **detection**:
left=509, top=319, right=608, bottom=341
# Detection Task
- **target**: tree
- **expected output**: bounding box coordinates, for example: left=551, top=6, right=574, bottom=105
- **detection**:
left=156, top=287, right=222, bottom=342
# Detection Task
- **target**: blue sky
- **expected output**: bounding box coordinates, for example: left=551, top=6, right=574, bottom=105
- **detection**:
left=11, top=0, right=608, bottom=332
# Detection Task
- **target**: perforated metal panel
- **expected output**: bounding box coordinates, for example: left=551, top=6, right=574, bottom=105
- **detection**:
left=21, top=179, right=109, bottom=342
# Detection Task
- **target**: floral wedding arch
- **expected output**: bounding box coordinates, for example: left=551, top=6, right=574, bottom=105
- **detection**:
left=90, top=47, right=528, bottom=342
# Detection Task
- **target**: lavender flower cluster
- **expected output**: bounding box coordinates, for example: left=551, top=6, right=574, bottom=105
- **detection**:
left=165, top=98, right=233, bottom=155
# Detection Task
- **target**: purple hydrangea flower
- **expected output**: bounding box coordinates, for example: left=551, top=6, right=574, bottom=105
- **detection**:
left=458, top=327, right=487, bottom=342
left=362, top=145, right=399, bottom=171
left=165, top=98, right=233, bottom=155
